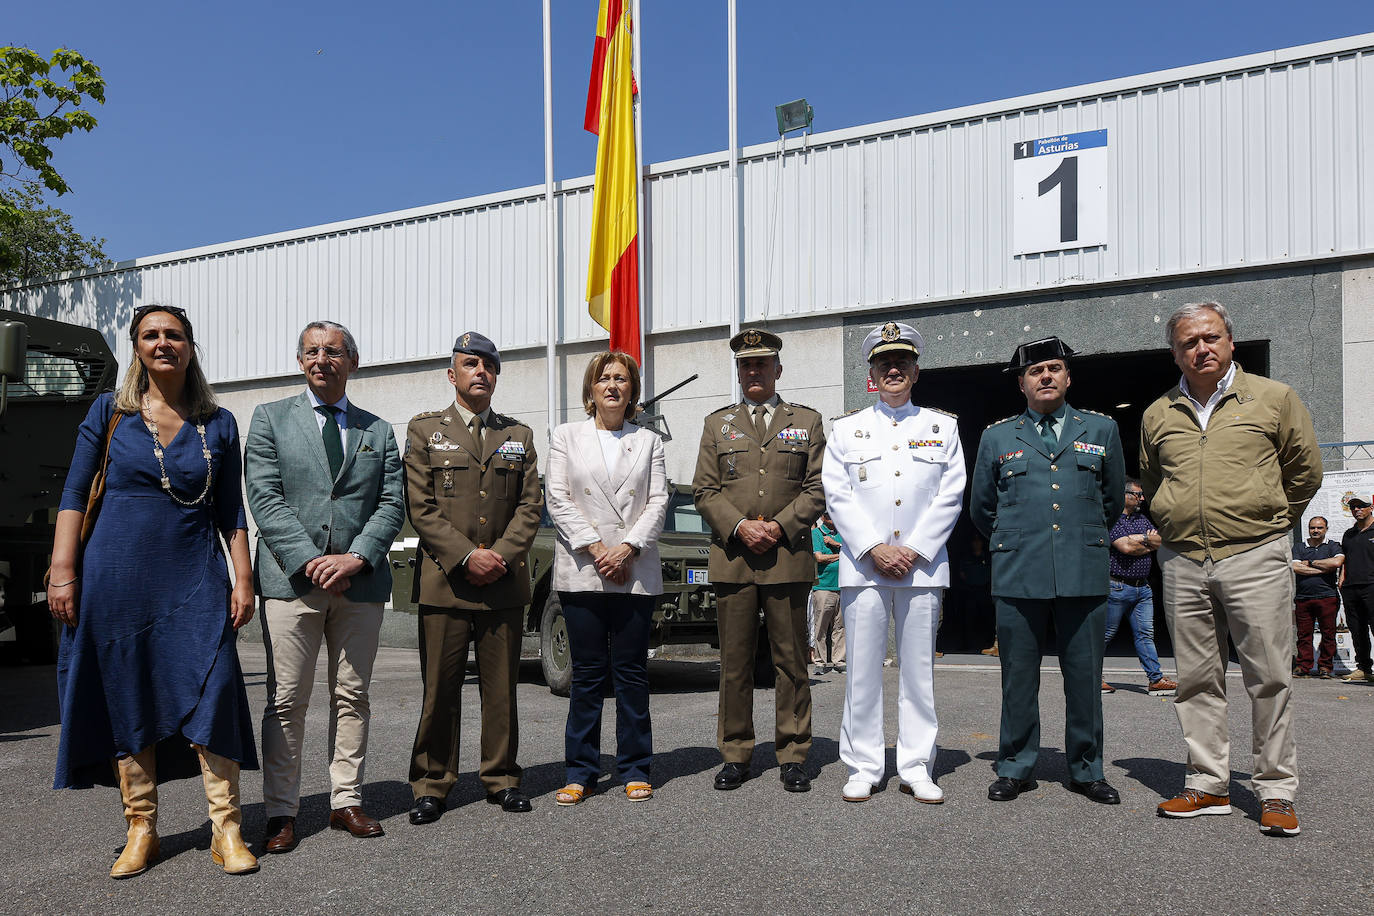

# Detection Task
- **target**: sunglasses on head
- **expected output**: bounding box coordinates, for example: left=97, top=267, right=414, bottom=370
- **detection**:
left=130, top=305, right=190, bottom=336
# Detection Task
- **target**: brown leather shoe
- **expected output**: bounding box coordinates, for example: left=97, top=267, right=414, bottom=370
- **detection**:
left=1156, top=788, right=1231, bottom=818
left=263, top=816, right=297, bottom=853
left=329, top=806, right=384, bottom=838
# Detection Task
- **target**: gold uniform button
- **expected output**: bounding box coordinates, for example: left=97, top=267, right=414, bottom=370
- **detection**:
left=894, top=470, right=901, bottom=477
left=1052, top=483, right=1060, bottom=490
left=892, top=444, right=899, bottom=451
left=759, top=468, right=766, bottom=475
left=892, top=420, right=898, bottom=427
left=895, top=499, right=902, bottom=506
left=479, top=490, right=487, bottom=498
left=758, top=490, right=765, bottom=496
left=1052, top=524, right=1061, bottom=531
left=584, top=487, right=591, bottom=495
left=444, top=459, right=451, bottom=466
left=1006, top=470, right=1014, bottom=477
left=1053, top=503, right=1061, bottom=511
left=478, top=516, right=487, bottom=525
left=1050, top=464, right=1058, bottom=471
left=894, top=530, right=901, bottom=537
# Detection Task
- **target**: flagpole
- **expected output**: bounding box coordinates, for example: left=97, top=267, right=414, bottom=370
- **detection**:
left=631, top=0, right=648, bottom=393
left=727, top=0, right=740, bottom=400
left=542, top=0, right=558, bottom=443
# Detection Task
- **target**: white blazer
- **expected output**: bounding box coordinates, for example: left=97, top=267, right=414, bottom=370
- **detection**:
left=546, top=418, right=668, bottom=595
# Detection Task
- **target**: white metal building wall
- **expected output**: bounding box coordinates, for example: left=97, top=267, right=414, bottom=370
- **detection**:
left=4, top=33, right=1372, bottom=383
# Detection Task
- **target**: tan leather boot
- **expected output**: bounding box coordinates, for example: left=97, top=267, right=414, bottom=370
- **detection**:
left=195, top=745, right=259, bottom=875
left=110, top=748, right=159, bottom=879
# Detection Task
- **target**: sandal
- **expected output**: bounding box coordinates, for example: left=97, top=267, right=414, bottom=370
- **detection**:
left=555, top=784, right=586, bottom=806
left=625, top=781, right=653, bottom=802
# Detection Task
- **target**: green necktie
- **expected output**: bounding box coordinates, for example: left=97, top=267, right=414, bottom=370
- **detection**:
left=316, top=405, right=344, bottom=479
left=470, top=413, right=485, bottom=451
left=1038, top=415, right=1059, bottom=455
left=752, top=404, right=768, bottom=441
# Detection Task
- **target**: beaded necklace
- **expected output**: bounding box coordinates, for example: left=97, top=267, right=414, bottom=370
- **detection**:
left=142, top=395, right=213, bottom=507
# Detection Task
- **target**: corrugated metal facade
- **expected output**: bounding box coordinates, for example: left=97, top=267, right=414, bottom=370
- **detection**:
left=5, top=34, right=1372, bottom=382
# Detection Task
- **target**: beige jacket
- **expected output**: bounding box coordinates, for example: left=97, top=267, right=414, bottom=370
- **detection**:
left=1138, top=364, right=1321, bottom=562
left=545, top=419, right=668, bottom=595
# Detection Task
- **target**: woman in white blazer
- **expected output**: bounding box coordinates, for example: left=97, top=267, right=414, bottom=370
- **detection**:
left=546, top=351, right=668, bottom=805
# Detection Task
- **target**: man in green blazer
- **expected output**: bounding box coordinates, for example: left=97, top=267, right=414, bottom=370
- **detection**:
left=970, top=337, right=1125, bottom=805
left=245, top=320, right=405, bottom=852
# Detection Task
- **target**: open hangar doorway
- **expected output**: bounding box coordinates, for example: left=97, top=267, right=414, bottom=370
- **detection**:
left=910, top=341, right=1270, bottom=661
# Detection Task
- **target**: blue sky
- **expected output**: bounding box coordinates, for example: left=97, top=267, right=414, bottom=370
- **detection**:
left=9, top=2, right=1373, bottom=261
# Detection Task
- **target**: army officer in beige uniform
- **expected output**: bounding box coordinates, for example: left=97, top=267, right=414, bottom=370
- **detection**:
left=404, top=331, right=543, bottom=821
left=693, top=328, right=826, bottom=793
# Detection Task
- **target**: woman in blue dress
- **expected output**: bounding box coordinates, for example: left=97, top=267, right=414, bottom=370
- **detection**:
left=47, top=305, right=259, bottom=878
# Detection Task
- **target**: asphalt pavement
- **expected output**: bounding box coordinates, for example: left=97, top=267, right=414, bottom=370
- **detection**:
left=2, top=645, right=1372, bottom=915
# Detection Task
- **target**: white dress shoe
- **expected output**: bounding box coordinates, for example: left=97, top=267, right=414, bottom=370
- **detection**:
left=900, top=766, right=944, bottom=804
left=842, top=779, right=873, bottom=802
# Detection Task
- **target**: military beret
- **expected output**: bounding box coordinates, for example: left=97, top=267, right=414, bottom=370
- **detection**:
left=452, top=330, right=501, bottom=374
left=1004, top=336, right=1076, bottom=374
left=863, top=321, right=923, bottom=361
left=730, top=327, right=782, bottom=359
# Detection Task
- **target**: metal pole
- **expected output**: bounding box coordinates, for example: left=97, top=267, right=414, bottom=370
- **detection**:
left=727, top=0, right=740, bottom=401
left=542, top=0, right=558, bottom=443
left=631, top=0, right=648, bottom=390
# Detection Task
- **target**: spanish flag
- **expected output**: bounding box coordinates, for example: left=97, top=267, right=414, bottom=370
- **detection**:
left=584, top=0, right=640, bottom=361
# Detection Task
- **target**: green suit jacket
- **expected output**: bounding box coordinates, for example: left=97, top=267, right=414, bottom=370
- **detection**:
left=970, top=404, right=1125, bottom=599
left=245, top=393, right=406, bottom=603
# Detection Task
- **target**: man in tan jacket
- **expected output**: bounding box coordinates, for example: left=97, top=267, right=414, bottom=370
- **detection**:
left=1140, top=301, right=1321, bottom=837
left=693, top=328, right=826, bottom=792
left=404, top=331, right=543, bottom=821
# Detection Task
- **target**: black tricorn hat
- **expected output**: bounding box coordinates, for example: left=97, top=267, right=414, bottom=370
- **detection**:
left=1004, top=336, right=1076, bottom=374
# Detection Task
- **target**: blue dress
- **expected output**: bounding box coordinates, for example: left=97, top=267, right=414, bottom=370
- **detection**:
left=54, top=392, right=258, bottom=789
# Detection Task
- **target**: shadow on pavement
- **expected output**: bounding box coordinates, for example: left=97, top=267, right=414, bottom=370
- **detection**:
left=0, top=661, right=59, bottom=735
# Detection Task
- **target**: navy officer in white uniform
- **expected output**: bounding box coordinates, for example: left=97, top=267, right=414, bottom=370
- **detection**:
left=822, top=321, right=965, bottom=803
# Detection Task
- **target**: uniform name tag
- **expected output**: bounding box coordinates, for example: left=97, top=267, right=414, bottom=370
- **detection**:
left=910, top=439, right=942, bottom=448
left=998, top=449, right=1025, bottom=463
left=1073, top=441, right=1105, bottom=457
left=777, top=427, right=809, bottom=443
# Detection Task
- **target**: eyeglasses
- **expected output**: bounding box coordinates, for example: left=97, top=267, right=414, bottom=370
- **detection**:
left=1125, top=491, right=1144, bottom=497
left=302, top=346, right=348, bottom=361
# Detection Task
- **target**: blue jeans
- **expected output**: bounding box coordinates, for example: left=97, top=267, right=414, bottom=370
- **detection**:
left=1104, top=581, right=1163, bottom=683
left=560, top=591, right=654, bottom=787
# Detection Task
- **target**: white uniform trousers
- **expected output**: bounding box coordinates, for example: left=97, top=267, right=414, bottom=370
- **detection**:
left=839, top=585, right=941, bottom=786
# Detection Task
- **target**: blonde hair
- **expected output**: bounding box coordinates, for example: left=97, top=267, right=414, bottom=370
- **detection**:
left=581, top=351, right=642, bottom=419
left=115, top=306, right=220, bottom=421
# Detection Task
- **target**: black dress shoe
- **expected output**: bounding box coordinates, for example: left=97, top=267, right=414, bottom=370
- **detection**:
left=1069, top=779, right=1121, bottom=805
left=987, top=776, right=1038, bottom=801
left=714, top=762, right=750, bottom=791
left=780, top=763, right=811, bottom=793
left=408, top=795, right=446, bottom=825
left=486, top=788, right=532, bottom=812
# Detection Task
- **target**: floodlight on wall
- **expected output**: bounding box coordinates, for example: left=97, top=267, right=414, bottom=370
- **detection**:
left=775, top=99, right=813, bottom=136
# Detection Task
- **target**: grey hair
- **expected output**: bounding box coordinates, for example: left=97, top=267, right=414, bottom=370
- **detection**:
left=297, top=320, right=360, bottom=362
left=1165, top=301, right=1234, bottom=348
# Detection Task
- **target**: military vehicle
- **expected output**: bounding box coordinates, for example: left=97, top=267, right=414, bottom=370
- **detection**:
left=0, top=310, right=118, bottom=663
left=388, top=484, right=717, bottom=695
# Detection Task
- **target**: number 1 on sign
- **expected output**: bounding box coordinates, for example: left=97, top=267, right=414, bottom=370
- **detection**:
left=1038, top=155, right=1078, bottom=244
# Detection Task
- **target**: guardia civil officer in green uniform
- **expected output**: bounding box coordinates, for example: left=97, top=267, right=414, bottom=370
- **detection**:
left=693, top=328, right=826, bottom=793
left=970, top=337, right=1125, bottom=805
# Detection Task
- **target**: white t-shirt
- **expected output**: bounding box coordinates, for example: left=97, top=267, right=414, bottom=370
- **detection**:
left=598, top=427, right=630, bottom=477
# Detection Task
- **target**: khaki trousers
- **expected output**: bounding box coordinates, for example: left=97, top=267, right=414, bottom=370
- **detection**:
left=1160, top=538, right=1298, bottom=800
left=811, top=589, right=845, bottom=666
left=716, top=581, right=813, bottom=765
left=261, top=590, right=383, bottom=816
left=409, top=605, right=522, bottom=799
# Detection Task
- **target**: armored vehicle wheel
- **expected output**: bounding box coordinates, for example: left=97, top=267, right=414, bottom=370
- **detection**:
left=539, top=591, right=572, bottom=697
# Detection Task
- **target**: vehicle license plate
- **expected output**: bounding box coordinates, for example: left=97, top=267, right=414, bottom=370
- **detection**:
left=687, top=568, right=709, bottom=585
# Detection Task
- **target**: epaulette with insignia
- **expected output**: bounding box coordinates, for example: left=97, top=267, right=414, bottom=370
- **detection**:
left=926, top=406, right=958, bottom=419
left=710, top=403, right=741, bottom=415
left=786, top=402, right=815, bottom=413
left=410, top=409, right=444, bottom=421
left=984, top=414, right=1018, bottom=430
left=830, top=407, right=865, bottom=422
left=1078, top=408, right=1111, bottom=419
